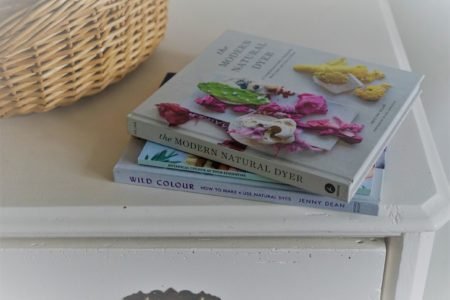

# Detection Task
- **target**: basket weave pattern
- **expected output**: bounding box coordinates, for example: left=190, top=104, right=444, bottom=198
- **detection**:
left=0, top=0, right=168, bottom=117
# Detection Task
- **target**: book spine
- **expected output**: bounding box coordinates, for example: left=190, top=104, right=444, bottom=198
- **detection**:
left=128, top=115, right=351, bottom=202
left=139, top=160, right=273, bottom=183
left=113, top=165, right=379, bottom=216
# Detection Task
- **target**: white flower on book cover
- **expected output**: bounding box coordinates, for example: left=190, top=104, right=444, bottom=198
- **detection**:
left=156, top=75, right=363, bottom=156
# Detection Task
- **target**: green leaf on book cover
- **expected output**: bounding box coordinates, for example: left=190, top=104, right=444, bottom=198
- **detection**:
left=198, top=82, right=270, bottom=105
left=150, top=150, right=181, bottom=163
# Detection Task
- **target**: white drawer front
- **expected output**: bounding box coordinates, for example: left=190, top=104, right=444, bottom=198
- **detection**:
left=0, top=237, right=386, bottom=300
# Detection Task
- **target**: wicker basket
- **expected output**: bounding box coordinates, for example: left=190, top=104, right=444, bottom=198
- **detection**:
left=0, top=0, right=168, bottom=117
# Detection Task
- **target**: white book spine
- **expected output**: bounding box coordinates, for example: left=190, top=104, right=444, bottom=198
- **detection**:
left=128, top=116, right=350, bottom=201
left=113, top=163, right=379, bottom=216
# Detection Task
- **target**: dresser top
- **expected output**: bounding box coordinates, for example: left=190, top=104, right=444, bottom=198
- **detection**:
left=1, top=0, right=448, bottom=237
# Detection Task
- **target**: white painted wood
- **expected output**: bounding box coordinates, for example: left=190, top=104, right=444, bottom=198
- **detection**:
left=0, top=237, right=386, bottom=300
left=0, top=0, right=448, bottom=238
left=0, top=1, right=446, bottom=299
left=423, top=221, right=450, bottom=300
left=382, top=233, right=436, bottom=300
left=382, top=236, right=403, bottom=299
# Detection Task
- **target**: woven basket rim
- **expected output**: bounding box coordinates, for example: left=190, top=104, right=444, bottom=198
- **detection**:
left=0, top=0, right=168, bottom=117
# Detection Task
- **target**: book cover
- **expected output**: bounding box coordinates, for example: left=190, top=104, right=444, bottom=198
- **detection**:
left=113, top=138, right=385, bottom=216
left=128, top=30, right=422, bottom=201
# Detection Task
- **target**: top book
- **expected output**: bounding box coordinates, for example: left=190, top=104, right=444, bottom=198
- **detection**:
left=128, top=30, right=423, bottom=201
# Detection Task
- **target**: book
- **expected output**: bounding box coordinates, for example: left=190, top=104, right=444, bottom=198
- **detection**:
left=113, top=138, right=385, bottom=216
left=139, top=139, right=383, bottom=196
left=138, top=140, right=273, bottom=183
left=127, top=30, right=422, bottom=201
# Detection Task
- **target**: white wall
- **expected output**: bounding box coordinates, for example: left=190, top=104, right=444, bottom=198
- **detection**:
left=389, top=0, right=450, bottom=180
left=389, top=1, right=450, bottom=299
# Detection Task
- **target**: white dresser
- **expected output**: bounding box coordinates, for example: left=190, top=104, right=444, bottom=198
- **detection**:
left=1, top=0, right=449, bottom=299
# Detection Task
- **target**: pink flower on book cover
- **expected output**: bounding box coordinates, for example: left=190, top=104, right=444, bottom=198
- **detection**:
left=195, top=94, right=257, bottom=114
left=156, top=80, right=364, bottom=153
left=295, top=93, right=328, bottom=115
left=298, top=117, right=364, bottom=144
left=230, top=105, right=254, bottom=113
left=195, top=95, right=227, bottom=113
left=156, top=103, right=191, bottom=126
left=257, top=102, right=287, bottom=115
left=157, top=102, right=230, bottom=129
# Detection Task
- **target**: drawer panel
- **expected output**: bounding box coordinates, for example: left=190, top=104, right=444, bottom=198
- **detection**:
left=0, top=237, right=386, bottom=300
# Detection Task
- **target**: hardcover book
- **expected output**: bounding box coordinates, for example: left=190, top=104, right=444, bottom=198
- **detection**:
left=127, top=30, right=422, bottom=201
left=113, top=138, right=385, bottom=216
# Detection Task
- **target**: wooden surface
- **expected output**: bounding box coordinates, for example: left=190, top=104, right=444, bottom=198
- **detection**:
left=0, top=0, right=449, bottom=238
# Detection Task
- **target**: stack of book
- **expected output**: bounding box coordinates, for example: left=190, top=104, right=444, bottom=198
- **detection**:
left=114, top=30, right=423, bottom=216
